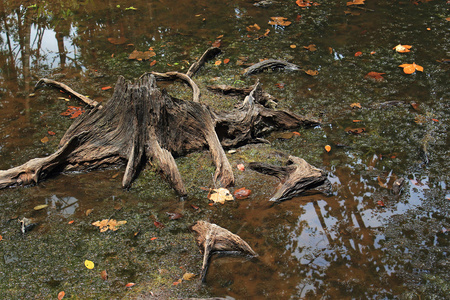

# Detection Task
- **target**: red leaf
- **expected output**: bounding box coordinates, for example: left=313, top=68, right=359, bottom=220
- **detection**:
left=150, top=60, right=157, bottom=66
left=377, top=200, right=385, bottom=207
left=234, top=187, right=252, bottom=199
left=101, top=86, right=112, bottom=91
left=0, top=235, right=2, bottom=241
left=150, top=237, right=158, bottom=241
left=48, top=131, right=56, bottom=136
left=431, top=118, right=439, bottom=122
left=355, top=51, right=362, bottom=57
left=223, top=58, right=230, bottom=64
left=365, top=72, right=385, bottom=81
left=154, top=221, right=164, bottom=228
left=125, top=283, right=135, bottom=288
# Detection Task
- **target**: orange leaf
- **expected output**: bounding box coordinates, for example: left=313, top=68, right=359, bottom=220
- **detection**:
left=48, top=131, right=56, bottom=136
left=268, top=17, right=291, bottom=27
left=431, top=118, right=439, bottom=122
left=212, top=39, right=221, bottom=48
left=353, top=119, right=362, bottom=123
left=68, top=220, right=74, bottom=224
left=0, top=235, right=2, bottom=241
left=290, top=44, right=297, bottom=49
left=399, top=62, right=423, bottom=74
left=100, top=270, right=108, bottom=280
left=393, top=44, right=412, bottom=53
left=125, top=283, right=135, bottom=288
left=365, top=72, right=385, bottom=81
left=296, top=0, right=320, bottom=7
left=154, top=221, right=164, bottom=228
left=354, top=51, right=362, bottom=57
left=215, top=60, right=222, bottom=66
left=377, top=200, right=385, bottom=207
left=234, top=187, right=252, bottom=199
left=324, top=145, right=331, bottom=152
left=150, top=237, right=158, bottom=241
left=237, top=164, right=245, bottom=171
left=223, top=58, right=230, bottom=64
left=410, top=102, right=419, bottom=110
left=150, top=60, right=157, bottom=66
left=101, top=86, right=112, bottom=91
left=303, top=44, right=317, bottom=51
left=305, top=69, right=319, bottom=76
left=246, top=23, right=261, bottom=31
left=41, top=136, right=49, bottom=143
left=347, top=0, right=365, bottom=5
left=350, top=102, right=361, bottom=109
left=292, top=131, right=301, bottom=136
left=57, top=291, right=65, bottom=300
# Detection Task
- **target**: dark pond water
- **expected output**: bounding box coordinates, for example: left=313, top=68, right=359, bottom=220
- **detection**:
left=0, top=0, right=448, bottom=299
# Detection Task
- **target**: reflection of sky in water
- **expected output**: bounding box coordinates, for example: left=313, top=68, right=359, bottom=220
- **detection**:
left=46, top=195, right=79, bottom=217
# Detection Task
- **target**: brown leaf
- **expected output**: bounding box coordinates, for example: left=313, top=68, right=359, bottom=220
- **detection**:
left=365, top=72, right=385, bottom=81
left=234, top=187, right=252, bottom=200
left=305, top=69, right=319, bottom=76
left=303, top=44, right=317, bottom=51
left=48, top=131, right=56, bottom=136
left=346, top=127, right=366, bottom=134
left=154, top=221, right=165, bottom=228
left=410, top=102, right=419, bottom=110
left=166, top=212, right=183, bottom=220
left=85, top=209, right=93, bottom=216
left=107, top=37, right=128, bottom=45
left=268, top=17, right=291, bottom=27
left=212, top=39, right=221, bottom=48
left=100, top=270, right=108, bottom=280
left=246, top=23, right=261, bottom=31
left=41, top=136, right=49, bottom=143
left=296, top=0, right=320, bottom=7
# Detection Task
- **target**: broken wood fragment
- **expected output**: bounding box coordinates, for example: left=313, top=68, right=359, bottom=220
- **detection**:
left=190, top=221, right=257, bottom=282
left=186, top=47, right=222, bottom=78
left=248, top=155, right=330, bottom=202
left=243, top=59, right=300, bottom=76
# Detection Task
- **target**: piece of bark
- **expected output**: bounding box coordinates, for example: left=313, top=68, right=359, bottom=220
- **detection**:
left=248, top=156, right=330, bottom=202
left=243, top=59, right=300, bottom=76
left=191, top=221, right=257, bottom=282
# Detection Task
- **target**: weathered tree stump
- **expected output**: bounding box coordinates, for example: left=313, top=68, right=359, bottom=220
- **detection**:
left=248, top=156, right=331, bottom=202
left=0, top=48, right=319, bottom=194
left=190, top=221, right=257, bottom=282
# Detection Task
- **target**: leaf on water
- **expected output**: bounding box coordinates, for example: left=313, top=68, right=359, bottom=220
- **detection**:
left=100, top=270, right=108, bottom=280
left=166, top=212, right=183, bottom=220
left=237, top=164, right=245, bottom=171
left=399, top=62, right=423, bottom=74
left=234, top=187, right=252, bottom=200
left=347, top=0, right=365, bottom=6
left=40, top=136, right=49, bottom=143
left=393, top=44, right=412, bottom=53
left=246, top=23, right=261, bottom=31
left=182, top=273, right=196, bottom=281
left=101, top=86, right=112, bottom=90
left=305, top=69, right=319, bottom=76
left=92, top=219, right=127, bottom=232
left=346, top=127, right=366, bottom=134
left=191, top=204, right=199, bottom=210
left=365, top=71, right=385, bottom=81
left=354, top=51, right=362, bottom=56
left=296, top=0, right=320, bottom=7
left=48, top=131, right=56, bottom=136
left=431, top=118, right=439, bottom=122
left=215, top=60, right=222, bottom=66
left=107, top=37, right=128, bottom=45
left=350, top=102, right=362, bottom=109
left=68, top=220, right=74, bottom=224
left=34, top=204, right=49, bottom=210
left=154, top=221, right=165, bottom=228
left=150, top=237, right=158, bottom=241
left=377, top=200, right=385, bottom=207
left=290, top=44, right=297, bottom=49
left=325, top=145, right=331, bottom=152
left=128, top=50, right=156, bottom=60
left=293, top=131, right=301, bottom=136
left=150, top=60, right=157, bottom=66
left=353, top=120, right=362, bottom=122
left=212, top=39, right=221, bottom=48
left=57, top=291, right=65, bottom=300
left=268, top=17, right=291, bottom=27
left=378, top=176, right=387, bottom=188
left=60, top=106, right=85, bottom=119
left=410, top=102, right=419, bottom=110
left=125, top=6, right=137, bottom=10
left=303, top=44, right=317, bottom=51
left=0, top=235, right=3, bottom=241
left=223, top=58, right=230, bottom=64
left=125, top=282, right=135, bottom=287
left=85, top=260, right=95, bottom=269
left=85, top=209, right=93, bottom=216
left=208, top=188, right=234, bottom=204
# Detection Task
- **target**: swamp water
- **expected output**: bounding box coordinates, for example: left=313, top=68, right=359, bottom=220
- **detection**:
left=0, top=0, right=448, bottom=299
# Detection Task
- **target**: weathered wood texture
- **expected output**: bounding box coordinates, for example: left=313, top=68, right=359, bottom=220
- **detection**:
left=191, top=220, right=257, bottom=282
left=248, top=156, right=331, bottom=202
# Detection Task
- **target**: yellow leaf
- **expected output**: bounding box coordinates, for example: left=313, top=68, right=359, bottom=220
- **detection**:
left=85, top=260, right=95, bottom=269
left=34, top=204, right=48, bottom=210
left=393, top=44, right=412, bottom=53
left=208, top=188, right=234, bottom=204
left=182, top=272, right=196, bottom=280
left=325, top=145, right=331, bottom=152
left=350, top=102, right=361, bottom=109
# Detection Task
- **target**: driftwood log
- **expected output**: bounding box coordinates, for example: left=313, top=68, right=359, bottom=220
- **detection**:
left=190, top=221, right=257, bottom=282
left=243, top=59, right=300, bottom=76
left=249, top=156, right=331, bottom=202
left=0, top=48, right=319, bottom=193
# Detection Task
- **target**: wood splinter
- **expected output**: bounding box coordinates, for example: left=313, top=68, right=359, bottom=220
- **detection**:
left=190, top=221, right=258, bottom=282
left=248, top=155, right=331, bottom=202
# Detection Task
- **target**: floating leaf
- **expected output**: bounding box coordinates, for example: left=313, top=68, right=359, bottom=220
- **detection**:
left=182, top=273, right=196, bottom=281
left=212, top=39, right=221, bottom=48
left=346, top=127, right=366, bottom=134
left=0, top=235, right=3, bottom=241
left=208, top=188, right=234, bottom=204
left=410, top=102, right=419, bottom=110
left=92, top=219, right=127, bottom=232
left=431, top=118, right=439, bottom=122
left=393, top=44, right=412, bottom=53
left=85, top=260, right=95, bottom=269
left=354, top=51, right=362, bottom=57
left=399, top=62, right=423, bottom=74
left=191, top=204, right=199, bottom=210
left=125, top=6, right=137, bottom=10
left=296, top=0, right=320, bottom=7
left=215, top=60, right=222, bottom=66
left=100, top=270, right=108, bottom=280
left=57, top=291, right=65, bottom=300
left=305, top=69, right=319, bottom=76
left=223, top=58, right=230, bottom=64
left=347, top=0, right=365, bottom=5
left=350, top=102, right=362, bottom=109
left=377, top=200, right=385, bottom=207
left=166, top=212, right=183, bottom=220
left=234, top=187, right=252, bottom=200
left=246, top=23, right=261, bottom=31
left=68, top=220, right=74, bottom=224
left=293, top=131, right=301, bottom=136
left=268, top=17, right=291, bottom=27
left=303, top=44, right=317, bottom=51
left=378, top=176, right=387, bottom=188
left=125, top=282, right=135, bottom=287
left=237, top=164, right=245, bottom=171
left=353, top=119, right=362, bottom=123
left=48, top=131, right=56, bottom=136
left=40, top=136, right=49, bottom=143
left=128, top=50, right=156, bottom=60
left=85, top=209, right=93, bottom=216
left=150, top=60, right=157, bottom=66
left=365, top=72, right=385, bottom=81
left=101, top=86, right=112, bottom=91
left=60, top=106, right=85, bottom=119
left=325, top=145, right=331, bottom=152
left=150, top=237, right=158, bottom=241
left=107, top=37, right=128, bottom=45
left=34, top=204, right=48, bottom=210
left=154, top=221, right=165, bottom=228
left=290, top=44, right=297, bottom=49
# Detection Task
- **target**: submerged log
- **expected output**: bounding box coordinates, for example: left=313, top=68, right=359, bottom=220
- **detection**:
left=190, top=221, right=257, bottom=282
left=243, top=59, right=300, bottom=76
left=248, top=156, right=331, bottom=202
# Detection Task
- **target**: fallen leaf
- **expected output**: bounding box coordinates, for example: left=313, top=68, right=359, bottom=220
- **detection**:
left=268, top=17, right=291, bottom=27
left=173, top=280, right=182, bottom=286
left=290, top=44, right=297, bottom=49
left=353, top=120, right=362, bottom=122
left=107, top=37, right=128, bottom=45
left=393, top=44, right=412, bottom=53
left=346, top=127, right=366, bottom=134
left=293, top=131, right=301, bottom=136
left=154, top=221, right=165, bottom=228
left=347, top=0, right=365, bottom=5
left=150, top=237, right=158, bottom=241
left=355, top=51, right=362, bottom=57
left=57, top=291, right=65, bottom=300
left=41, top=136, right=49, bottom=143
left=125, top=282, right=135, bottom=288
left=128, top=50, right=156, bottom=60
left=101, top=86, right=112, bottom=91
left=212, top=39, right=221, bottom=48
left=215, top=60, right=222, bottom=66
left=275, top=82, right=285, bottom=89
left=85, top=260, right=95, bottom=269
left=234, top=187, right=252, bottom=199
left=303, top=44, right=317, bottom=51
left=377, top=176, right=387, bottom=188
left=0, top=235, right=3, bottom=241
left=370, top=51, right=376, bottom=55
left=182, top=273, right=196, bottom=281
left=365, top=72, right=385, bottom=81
left=377, top=200, right=385, bottom=207
left=150, top=60, right=157, bottom=66
left=34, top=204, right=49, bottom=210
left=100, top=270, right=108, bottom=280
left=68, top=220, right=74, bottom=224
left=48, top=131, right=56, bottom=136
left=208, top=188, right=234, bottom=204
left=431, top=118, right=439, bottom=122
left=237, top=164, right=245, bottom=171
left=85, top=209, right=93, bottom=216
left=223, top=58, right=230, bottom=64
left=410, top=102, right=419, bottom=110
left=399, top=62, right=423, bottom=74
left=296, top=0, right=320, bottom=7
left=325, top=145, right=331, bottom=152
left=305, top=69, right=319, bottom=76
left=191, top=204, right=199, bottom=210
left=246, top=23, right=261, bottom=31
left=166, top=212, right=183, bottom=220
left=350, top=102, right=362, bottom=109
left=60, top=106, right=85, bottom=119
left=92, top=219, right=127, bottom=232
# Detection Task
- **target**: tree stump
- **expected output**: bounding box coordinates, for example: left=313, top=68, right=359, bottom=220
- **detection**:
left=248, top=156, right=331, bottom=202
left=190, top=221, right=257, bottom=282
